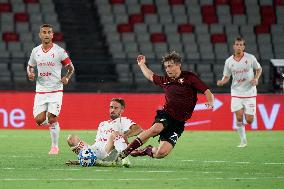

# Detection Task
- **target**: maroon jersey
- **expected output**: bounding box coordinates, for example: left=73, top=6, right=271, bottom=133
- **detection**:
left=153, top=71, right=209, bottom=121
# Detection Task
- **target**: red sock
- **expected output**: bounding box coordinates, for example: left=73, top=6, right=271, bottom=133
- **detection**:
left=124, top=138, right=143, bottom=155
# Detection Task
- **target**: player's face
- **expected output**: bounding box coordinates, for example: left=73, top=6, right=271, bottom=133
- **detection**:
left=39, top=27, right=53, bottom=44
left=233, top=40, right=245, bottom=55
left=109, top=101, right=124, bottom=120
left=164, top=60, right=181, bottom=78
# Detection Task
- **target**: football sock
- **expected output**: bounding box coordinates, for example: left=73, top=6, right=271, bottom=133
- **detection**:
left=49, top=122, right=60, bottom=148
left=236, top=122, right=247, bottom=144
left=113, top=135, right=127, bottom=153
left=124, top=138, right=143, bottom=156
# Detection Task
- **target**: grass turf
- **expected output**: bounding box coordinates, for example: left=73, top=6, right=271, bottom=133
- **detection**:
left=0, top=130, right=283, bottom=189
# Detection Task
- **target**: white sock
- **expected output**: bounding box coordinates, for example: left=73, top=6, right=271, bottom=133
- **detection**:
left=113, top=135, right=127, bottom=153
left=49, top=122, right=60, bottom=148
left=236, top=122, right=247, bottom=144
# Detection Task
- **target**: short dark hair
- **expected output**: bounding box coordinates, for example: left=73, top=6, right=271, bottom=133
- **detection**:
left=234, top=36, right=245, bottom=46
left=40, top=24, right=53, bottom=30
left=162, top=51, right=182, bottom=65
left=111, top=98, right=125, bottom=108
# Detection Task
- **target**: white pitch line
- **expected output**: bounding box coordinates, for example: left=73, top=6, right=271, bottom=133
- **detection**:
left=235, top=162, right=250, bottom=164
left=203, top=160, right=228, bottom=163
left=1, top=177, right=284, bottom=181
left=264, top=162, right=284, bottom=165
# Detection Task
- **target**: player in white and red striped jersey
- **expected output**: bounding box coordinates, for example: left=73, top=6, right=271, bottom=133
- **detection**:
left=66, top=98, right=143, bottom=165
left=217, top=37, right=262, bottom=148
left=26, top=24, right=75, bottom=155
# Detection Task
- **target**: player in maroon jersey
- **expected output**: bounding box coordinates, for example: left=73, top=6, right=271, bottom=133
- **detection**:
left=116, top=51, right=214, bottom=160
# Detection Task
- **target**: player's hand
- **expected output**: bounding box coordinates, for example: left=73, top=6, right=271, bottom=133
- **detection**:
left=205, top=102, right=214, bottom=109
left=28, top=72, right=35, bottom=81
left=251, top=78, right=258, bottom=86
left=137, top=55, right=146, bottom=66
left=216, top=80, right=224, bottom=86
left=61, top=76, right=69, bottom=85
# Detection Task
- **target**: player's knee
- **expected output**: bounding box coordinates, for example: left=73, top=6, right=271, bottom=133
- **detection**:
left=35, top=117, right=45, bottom=126
left=155, top=149, right=168, bottom=159
left=48, top=116, right=57, bottom=124
left=246, top=119, right=253, bottom=125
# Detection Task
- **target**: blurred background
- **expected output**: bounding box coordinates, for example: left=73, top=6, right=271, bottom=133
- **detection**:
left=0, top=0, right=284, bottom=93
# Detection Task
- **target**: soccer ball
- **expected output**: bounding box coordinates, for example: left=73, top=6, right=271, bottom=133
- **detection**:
left=78, top=148, right=97, bottom=167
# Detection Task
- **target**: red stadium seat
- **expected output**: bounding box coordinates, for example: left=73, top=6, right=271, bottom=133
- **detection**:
left=168, top=0, right=184, bottom=5
left=203, top=15, right=218, bottom=24
left=3, top=32, right=19, bottom=42
left=178, top=24, right=194, bottom=33
left=151, top=33, right=166, bottom=43
left=0, top=3, right=12, bottom=12
left=14, top=13, right=29, bottom=22
left=129, top=14, right=144, bottom=25
left=117, top=24, right=133, bottom=33
left=201, top=5, right=216, bottom=15
left=260, top=6, right=275, bottom=25
left=53, top=33, right=63, bottom=42
left=24, top=0, right=39, bottom=3
left=262, top=16, right=276, bottom=25
left=230, top=0, right=243, bottom=5
left=109, top=0, right=125, bottom=4
left=275, top=0, right=284, bottom=5
left=141, top=4, right=156, bottom=14
left=255, top=25, right=270, bottom=34
left=215, top=0, right=229, bottom=5
left=211, top=34, right=227, bottom=43
left=261, top=6, right=274, bottom=15
left=230, top=4, right=245, bottom=15
left=201, top=5, right=218, bottom=24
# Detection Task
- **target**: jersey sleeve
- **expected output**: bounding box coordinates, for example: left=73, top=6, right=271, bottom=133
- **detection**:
left=153, top=74, right=167, bottom=87
left=120, top=117, right=136, bottom=133
left=189, top=74, right=209, bottom=93
left=28, top=48, right=37, bottom=67
left=223, top=60, right=231, bottom=77
left=60, top=49, right=71, bottom=66
left=251, top=55, right=261, bottom=69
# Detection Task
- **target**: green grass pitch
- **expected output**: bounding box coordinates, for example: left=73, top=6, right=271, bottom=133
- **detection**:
left=0, top=130, right=283, bottom=189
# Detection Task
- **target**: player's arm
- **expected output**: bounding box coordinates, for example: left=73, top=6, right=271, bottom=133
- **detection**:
left=217, top=75, right=230, bottom=86
left=204, top=89, right=214, bottom=109
left=124, top=124, right=143, bottom=138
left=137, top=55, right=154, bottom=82
left=26, top=65, right=35, bottom=81
left=61, top=62, right=75, bottom=85
left=251, top=67, right=262, bottom=86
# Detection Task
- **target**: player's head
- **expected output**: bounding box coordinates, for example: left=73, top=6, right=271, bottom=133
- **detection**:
left=233, top=36, right=245, bottom=55
left=109, top=98, right=125, bottom=120
left=39, top=24, right=53, bottom=45
left=162, top=51, right=182, bottom=78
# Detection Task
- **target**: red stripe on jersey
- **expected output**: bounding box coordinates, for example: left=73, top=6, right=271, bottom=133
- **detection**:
left=61, top=57, right=71, bottom=66
left=36, top=90, right=63, bottom=94
left=231, top=96, right=256, bottom=98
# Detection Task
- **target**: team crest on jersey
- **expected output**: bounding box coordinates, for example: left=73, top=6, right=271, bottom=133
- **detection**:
left=51, top=53, right=55, bottom=58
left=245, top=60, right=248, bottom=64
left=178, top=78, right=184, bottom=84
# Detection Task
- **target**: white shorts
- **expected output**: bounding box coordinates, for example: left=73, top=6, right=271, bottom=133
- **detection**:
left=33, top=92, right=63, bottom=117
left=231, top=97, right=256, bottom=115
left=90, top=144, right=108, bottom=160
